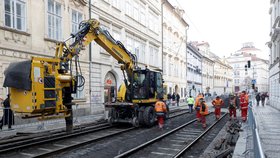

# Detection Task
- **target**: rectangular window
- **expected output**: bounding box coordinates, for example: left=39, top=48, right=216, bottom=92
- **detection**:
left=133, top=1, right=139, bottom=20
left=135, top=40, right=140, bottom=62
left=154, top=49, right=158, bottom=67
left=100, top=25, right=110, bottom=53
left=139, top=3, right=146, bottom=25
left=126, top=36, right=134, bottom=54
left=126, top=35, right=146, bottom=64
left=168, top=61, right=172, bottom=76
left=47, top=0, right=62, bottom=40
left=72, top=74, right=85, bottom=99
left=112, top=30, right=121, bottom=41
left=71, top=10, right=83, bottom=34
left=4, top=0, right=26, bottom=31
left=125, top=0, right=133, bottom=17
left=139, top=42, right=146, bottom=63
left=149, top=46, right=154, bottom=66
left=148, top=11, right=159, bottom=33
left=112, top=0, right=120, bottom=9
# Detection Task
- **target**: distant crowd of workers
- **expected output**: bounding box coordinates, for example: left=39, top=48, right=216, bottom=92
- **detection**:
left=154, top=90, right=255, bottom=129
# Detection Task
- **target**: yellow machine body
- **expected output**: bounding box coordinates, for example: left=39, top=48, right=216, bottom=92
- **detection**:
left=10, top=57, right=69, bottom=118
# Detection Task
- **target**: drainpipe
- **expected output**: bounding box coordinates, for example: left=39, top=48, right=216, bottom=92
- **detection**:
left=89, top=0, right=92, bottom=113
left=161, top=1, right=165, bottom=72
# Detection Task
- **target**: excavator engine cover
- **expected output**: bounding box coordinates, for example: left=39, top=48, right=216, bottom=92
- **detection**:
left=4, top=57, right=67, bottom=117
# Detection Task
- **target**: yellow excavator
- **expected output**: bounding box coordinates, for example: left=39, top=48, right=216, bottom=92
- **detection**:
left=3, top=19, right=165, bottom=131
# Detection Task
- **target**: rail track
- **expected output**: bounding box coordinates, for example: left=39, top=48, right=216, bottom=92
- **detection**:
left=114, top=112, right=228, bottom=158
left=0, top=108, right=188, bottom=158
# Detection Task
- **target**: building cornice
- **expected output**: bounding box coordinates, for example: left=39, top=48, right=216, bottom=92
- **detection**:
left=202, top=55, right=214, bottom=63
left=163, top=0, right=189, bottom=27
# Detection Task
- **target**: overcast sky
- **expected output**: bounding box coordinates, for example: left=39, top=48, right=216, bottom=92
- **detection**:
left=169, top=0, right=270, bottom=60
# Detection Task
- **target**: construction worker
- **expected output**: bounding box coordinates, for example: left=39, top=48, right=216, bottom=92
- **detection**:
left=154, top=96, right=167, bottom=129
left=211, top=96, right=224, bottom=120
left=194, top=93, right=204, bottom=122
left=239, top=91, right=249, bottom=122
left=200, top=100, right=209, bottom=128
left=186, top=96, right=195, bottom=113
left=228, top=95, right=237, bottom=120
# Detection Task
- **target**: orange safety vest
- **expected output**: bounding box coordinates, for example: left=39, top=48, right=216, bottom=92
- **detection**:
left=240, top=94, right=248, bottom=104
left=195, top=95, right=204, bottom=107
left=155, top=101, right=167, bottom=113
left=245, top=94, right=249, bottom=103
left=212, top=99, right=224, bottom=107
left=200, top=103, right=209, bottom=115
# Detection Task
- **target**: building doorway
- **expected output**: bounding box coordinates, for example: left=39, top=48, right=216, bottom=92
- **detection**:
left=104, top=72, right=117, bottom=103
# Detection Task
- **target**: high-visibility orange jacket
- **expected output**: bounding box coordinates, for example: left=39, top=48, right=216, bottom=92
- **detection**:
left=195, top=95, right=204, bottom=107
left=155, top=101, right=167, bottom=113
left=240, top=94, right=249, bottom=104
left=200, top=103, right=209, bottom=115
left=240, top=94, right=249, bottom=109
left=212, top=99, right=224, bottom=107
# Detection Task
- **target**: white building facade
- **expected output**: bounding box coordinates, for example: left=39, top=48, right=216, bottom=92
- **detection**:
left=0, top=0, right=91, bottom=112
left=212, top=56, right=233, bottom=95
left=226, top=43, right=269, bottom=93
left=90, top=0, right=162, bottom=110
left=162, top=0, right=188, bottom=99
left=268, top=0, right=280, bottom=109
left=0, top=0, right=163, bottom=115
left=191, top=42, right=214, bottom=95
left=186, top=43, right=202, bottom=97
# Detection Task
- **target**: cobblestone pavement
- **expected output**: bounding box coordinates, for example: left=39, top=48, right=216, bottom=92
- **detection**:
left=233, top=99, right=280, bottom=158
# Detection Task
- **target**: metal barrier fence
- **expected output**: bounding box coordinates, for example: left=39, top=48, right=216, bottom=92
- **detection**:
left=248, top=101, right=265, bottom=158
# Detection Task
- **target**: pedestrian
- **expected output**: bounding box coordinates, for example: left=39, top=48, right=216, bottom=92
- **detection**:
left=187, top=96, right=195, bottom=113
left=255, top=93, right=261, bottom=106
left=200, top=100, right=209, bottom=128
left=261, top=93, right=266, bottom=106
left=211, top=96, right=224, bottom=120
left=239, top=91, right=249, bottom=122
left=229, top=95, right=237, bottom=120
left=172, top=92, right=176, bottom=106
left=154, top=96, right=167, bottom=129
left=194, top=93, right=204, bottom=122
left=167, top=93, right=172, bottom=106
left=0, top=94, right=14, bottom=130
left=176, top=93, right=180, bottom=107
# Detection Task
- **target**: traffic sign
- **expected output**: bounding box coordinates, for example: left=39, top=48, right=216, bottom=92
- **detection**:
left=252, top=79, right=256, bottom=84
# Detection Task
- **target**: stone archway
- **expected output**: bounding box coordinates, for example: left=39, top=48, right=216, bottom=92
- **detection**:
left=104, top=72, right=117, bottom=103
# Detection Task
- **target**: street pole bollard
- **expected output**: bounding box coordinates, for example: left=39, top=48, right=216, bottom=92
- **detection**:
left=74, top=104, right=80, bottom=124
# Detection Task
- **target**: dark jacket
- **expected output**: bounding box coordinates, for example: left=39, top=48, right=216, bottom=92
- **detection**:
left=2, top=97, right=14, bottom=125
left=172, top=94, right=176, bottom=101
left=167, top=94, right=172, bottom=100
left=256, top=94, right=261, bottom=101
left=176, top=94, right=180, bottom=102
left=261, top=94, right=266, bottom=101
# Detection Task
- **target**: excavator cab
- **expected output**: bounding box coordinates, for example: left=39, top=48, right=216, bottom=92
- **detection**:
left=132, top=69, right=164, bottom=100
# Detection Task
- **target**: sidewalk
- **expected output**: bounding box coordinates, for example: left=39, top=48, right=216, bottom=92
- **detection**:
left=233, top=100, right=280, bottom=158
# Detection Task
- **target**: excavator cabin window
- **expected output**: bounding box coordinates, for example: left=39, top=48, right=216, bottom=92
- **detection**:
left=132, top=70, right=163, bottom=99
left=132, top=71, right=148, bottom=99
